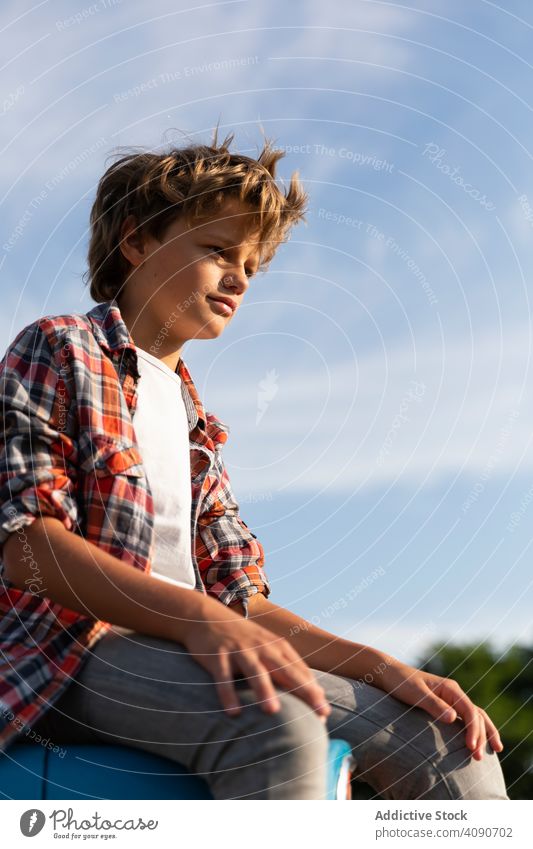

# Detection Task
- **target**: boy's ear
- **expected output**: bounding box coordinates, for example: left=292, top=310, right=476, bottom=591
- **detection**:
left=119, top=214, right=149, bottom=267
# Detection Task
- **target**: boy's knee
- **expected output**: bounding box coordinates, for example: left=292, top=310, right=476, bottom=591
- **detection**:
left=403, top=743, right=508, bottom=800
left=367, top=709, right=509, bottom=800
left=205, top=689, right=330, bottom=799
left=365, top=717, right=508, bottom=800
left=237, top=688, right=330, bottom=774
left=254, top=691, right=330, bottom=797
left=436, top=746, right=509, bottom=800
left=269, top=690, right=330, bottom=751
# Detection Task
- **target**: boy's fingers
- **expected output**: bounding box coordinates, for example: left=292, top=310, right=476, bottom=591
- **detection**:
left=414, top=689, right=457, bottom=723
left=443, top=683, right=504, bottom=754
left=214, top=650, right=242, bottom=716
left=481, top=710, right=504, bottom=752
left=474, top=714, right=487, bottom=760
left=444, top=699, right=502, bottom=759
left=274, top=643, right=331, bottom=714
left=430, top=678, right=503, bottom=754
left=214, top=642, right=331, bottom=722
left=455, top=702, right=480, bottom=753
left=267, top=657, right=331, bottom=719
left=464, top=709, right=480, bottom=752
left=415, top=687, right=485, bottom=757
left=436, top=681, right=482, bottom=751
left=235, top=653, right=282, bottom=714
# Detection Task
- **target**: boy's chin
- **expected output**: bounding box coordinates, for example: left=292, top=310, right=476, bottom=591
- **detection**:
left=197, top=321, right=227, bottom=339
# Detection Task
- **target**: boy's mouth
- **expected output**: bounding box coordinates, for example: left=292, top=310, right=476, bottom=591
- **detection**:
left=206, top=295, right=237, bottom=316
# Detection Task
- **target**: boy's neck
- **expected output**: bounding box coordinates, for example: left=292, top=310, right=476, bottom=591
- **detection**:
left=116, top=298, right=183, bottom=373
left=137, top=344, right=183, bottom=374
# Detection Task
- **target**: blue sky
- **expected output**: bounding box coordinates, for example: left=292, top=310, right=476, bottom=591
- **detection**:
left=2, top=0, right=533, bottom=664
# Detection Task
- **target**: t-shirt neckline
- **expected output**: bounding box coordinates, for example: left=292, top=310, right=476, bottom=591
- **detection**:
left=135, top=345, right=182, bottom=383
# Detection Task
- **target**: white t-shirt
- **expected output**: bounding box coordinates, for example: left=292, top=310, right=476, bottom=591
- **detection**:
left=133, top=346, right=196, bottom=590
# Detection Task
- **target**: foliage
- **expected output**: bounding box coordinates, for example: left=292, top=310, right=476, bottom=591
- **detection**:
left=418, top=641, right=533, bottom=800
left=348, top=641, right=533, bottom=799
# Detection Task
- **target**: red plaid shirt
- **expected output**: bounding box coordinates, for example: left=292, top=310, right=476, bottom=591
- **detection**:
left=0, top=301, right=270, bottom=752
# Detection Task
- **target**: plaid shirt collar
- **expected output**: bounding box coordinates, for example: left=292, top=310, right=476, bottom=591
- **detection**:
left=85, top=300, right=207, bottom=434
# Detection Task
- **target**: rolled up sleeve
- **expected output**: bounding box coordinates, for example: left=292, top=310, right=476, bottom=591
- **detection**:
left=196, top=450, right=271, bottom=616
left=0, top=321, right=79, bottom=561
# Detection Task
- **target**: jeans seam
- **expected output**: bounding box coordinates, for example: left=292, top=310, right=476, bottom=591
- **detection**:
left=328, top=700, right=456, bottom=799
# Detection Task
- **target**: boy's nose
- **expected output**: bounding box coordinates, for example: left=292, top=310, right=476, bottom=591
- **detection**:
left=221, top=271, right=248, bottom=295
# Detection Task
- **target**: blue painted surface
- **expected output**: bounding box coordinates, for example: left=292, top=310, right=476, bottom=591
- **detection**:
left=1, top=739, right=354, bottom=800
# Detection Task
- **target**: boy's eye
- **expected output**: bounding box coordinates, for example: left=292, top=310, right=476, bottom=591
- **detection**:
left=207, top=246, right=256, bottom=278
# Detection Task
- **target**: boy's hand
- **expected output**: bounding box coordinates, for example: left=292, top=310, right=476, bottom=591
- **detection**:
left=183, top=612, right=332, bottom=723
left=380, top=660, right=504, bottom=760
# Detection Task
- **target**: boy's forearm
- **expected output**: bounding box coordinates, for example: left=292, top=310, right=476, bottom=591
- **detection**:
left=3, top=517, right=238, bottom=645
left=245, top=594, right=393, bottom=680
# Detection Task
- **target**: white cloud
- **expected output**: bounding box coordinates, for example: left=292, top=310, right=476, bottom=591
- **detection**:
left=0, top=0, right=416, bottom=188
left=203, top=319, right=533, bottom=494
left=328, top=615, right=533, bottom=667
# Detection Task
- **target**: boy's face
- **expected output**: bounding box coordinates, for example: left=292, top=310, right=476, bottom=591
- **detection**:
left=117, top=197, right=262, bottom=360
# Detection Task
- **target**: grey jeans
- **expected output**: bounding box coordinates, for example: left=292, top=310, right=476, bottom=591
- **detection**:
left=29, top=627, right=509, bottom=800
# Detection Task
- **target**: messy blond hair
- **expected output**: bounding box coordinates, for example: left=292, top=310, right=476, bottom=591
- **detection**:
left=84, top=128, right=309, bottom=303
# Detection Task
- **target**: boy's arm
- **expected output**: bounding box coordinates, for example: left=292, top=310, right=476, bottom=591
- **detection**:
left=242, top=593, right=388, bottom=680
left=0, top=320, right=80, bottom=550
left=3, top=516, right=227, bottom=644
left=3, top=517, right=331, bottom=724
left=242, top=594, right=503, bottom=759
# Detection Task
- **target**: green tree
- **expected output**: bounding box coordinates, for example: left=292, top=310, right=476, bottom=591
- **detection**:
left=417, top=641, right=533, bottom=800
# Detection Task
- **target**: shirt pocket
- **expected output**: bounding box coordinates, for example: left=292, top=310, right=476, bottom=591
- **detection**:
left=78, top=436, right=151, bottom=550
left=79, top=436, right=146, bottom=479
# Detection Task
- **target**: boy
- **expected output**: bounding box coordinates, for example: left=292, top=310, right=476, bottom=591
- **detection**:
left=0, top=129, right=508, bottom=800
